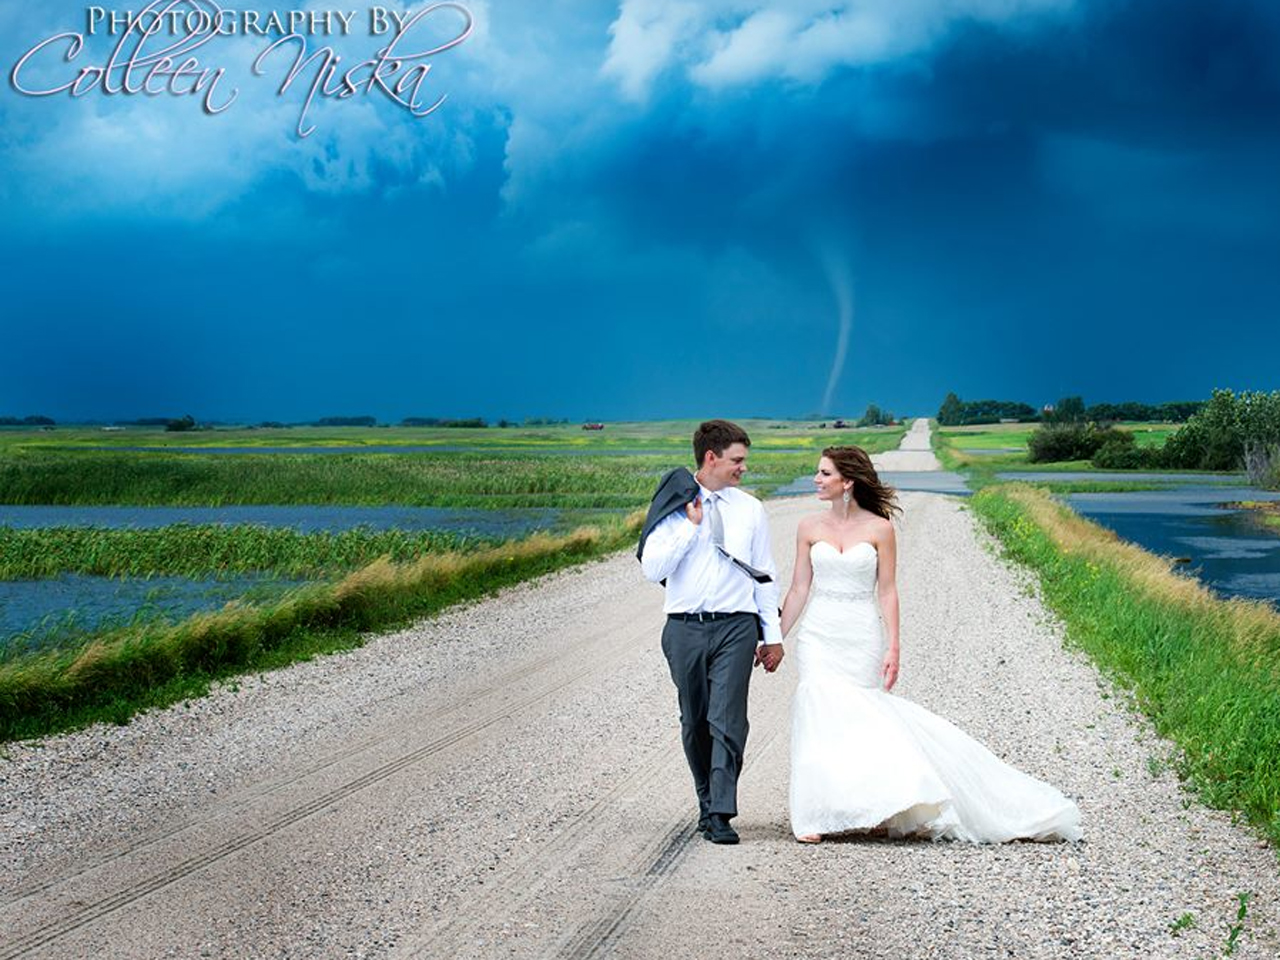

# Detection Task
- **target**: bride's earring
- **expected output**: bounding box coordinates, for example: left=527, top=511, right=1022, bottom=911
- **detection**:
left=842, top=487, right=852, bottom=516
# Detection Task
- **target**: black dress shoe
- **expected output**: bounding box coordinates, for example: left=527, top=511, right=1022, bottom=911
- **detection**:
left=705, top=814, right=739, bottom=845
left=697, top=815, right=712, bottom=838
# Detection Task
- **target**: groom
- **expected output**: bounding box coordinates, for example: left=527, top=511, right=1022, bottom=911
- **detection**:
left=637, top=419, right=784, bottom=845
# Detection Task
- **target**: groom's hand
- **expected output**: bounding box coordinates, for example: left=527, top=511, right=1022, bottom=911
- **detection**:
left=685, top=497, right=703, bottom=525
left=756, top=643, right=784, bottom=672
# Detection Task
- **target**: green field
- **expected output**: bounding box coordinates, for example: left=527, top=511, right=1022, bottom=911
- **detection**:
left=0, top=421, right=905, bottom=507
left=933, top=421, right=1182, bottom=470
left=0, top=419, right=903, bottom=453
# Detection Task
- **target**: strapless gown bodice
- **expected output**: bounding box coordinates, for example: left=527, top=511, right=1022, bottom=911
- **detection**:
left=789, top=540, right=1082, bottom=842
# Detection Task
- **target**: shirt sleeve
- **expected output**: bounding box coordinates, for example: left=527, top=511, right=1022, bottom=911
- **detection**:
left=749, top=500, right=782, bottom=645
left=640, top=508, right=700, bottom=583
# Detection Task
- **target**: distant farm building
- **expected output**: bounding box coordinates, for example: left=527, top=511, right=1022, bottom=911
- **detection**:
left=582, top=422, right=605, bottom=430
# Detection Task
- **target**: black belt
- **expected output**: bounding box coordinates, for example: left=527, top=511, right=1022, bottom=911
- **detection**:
left=667, top=611, right=751, bottom=623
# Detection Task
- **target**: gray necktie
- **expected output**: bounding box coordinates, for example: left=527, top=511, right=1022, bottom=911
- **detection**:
left=705, top=492, right=772, bottom=583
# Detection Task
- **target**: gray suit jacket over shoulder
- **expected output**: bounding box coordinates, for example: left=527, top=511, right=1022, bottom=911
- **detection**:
left=636, top=466, right=699, bottom=566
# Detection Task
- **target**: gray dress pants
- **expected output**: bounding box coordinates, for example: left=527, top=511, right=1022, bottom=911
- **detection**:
left=660, top=612, right=760, bottom=819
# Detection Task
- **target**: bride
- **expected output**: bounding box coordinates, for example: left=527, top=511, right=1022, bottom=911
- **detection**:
left=780, top=446, right=1082, bottom=844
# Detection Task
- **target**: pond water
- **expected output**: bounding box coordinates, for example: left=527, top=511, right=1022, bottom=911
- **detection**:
left=1062, top=486, right=1280, bottom=606
left=0, top=573, right=313, bottom=660
left=0, top=505, right=618, bottom=538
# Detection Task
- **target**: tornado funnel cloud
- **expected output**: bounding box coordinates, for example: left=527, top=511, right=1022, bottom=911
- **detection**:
left=820, top=252, right=853, bottom=416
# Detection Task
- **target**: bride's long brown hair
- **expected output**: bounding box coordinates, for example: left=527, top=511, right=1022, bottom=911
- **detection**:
left=822, top=446, right=902, bottom=520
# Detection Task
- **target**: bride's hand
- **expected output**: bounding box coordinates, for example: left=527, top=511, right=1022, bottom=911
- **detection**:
left=882, top=646, right=899, bottom=691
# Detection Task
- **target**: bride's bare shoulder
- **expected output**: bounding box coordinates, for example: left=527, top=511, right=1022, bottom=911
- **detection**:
left=796, top=513, right=825, bottom=535
left=872, top=514, right=896, bottom=541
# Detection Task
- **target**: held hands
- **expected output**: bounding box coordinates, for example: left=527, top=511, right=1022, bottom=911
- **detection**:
left=756, top=643, right=784, bottom=673
left=882, top=645, right=900, bottom=691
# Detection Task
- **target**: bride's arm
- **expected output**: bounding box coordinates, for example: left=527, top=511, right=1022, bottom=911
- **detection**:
left=780, top=522, right=814, bottom=637
left=877, top=522, right=900, bottom=690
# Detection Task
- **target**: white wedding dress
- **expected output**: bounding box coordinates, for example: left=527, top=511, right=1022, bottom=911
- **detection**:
left=789, top=540, right=1082, bottom=842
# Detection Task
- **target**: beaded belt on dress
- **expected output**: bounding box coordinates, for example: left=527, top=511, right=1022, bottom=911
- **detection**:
left=810, top=585, right=874, bottom=602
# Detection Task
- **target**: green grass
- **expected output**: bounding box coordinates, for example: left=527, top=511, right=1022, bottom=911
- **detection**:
left=971, top=484, right=1280, bottom=848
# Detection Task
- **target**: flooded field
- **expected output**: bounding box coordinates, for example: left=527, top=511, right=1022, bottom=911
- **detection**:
left=0, top=573, right=312, bottom=660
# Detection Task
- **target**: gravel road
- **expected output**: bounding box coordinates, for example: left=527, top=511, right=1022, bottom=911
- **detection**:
left=2, top=426, right=1277, bottom=959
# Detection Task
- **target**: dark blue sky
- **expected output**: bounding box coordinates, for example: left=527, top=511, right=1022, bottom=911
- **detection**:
left=2, top=0, right=1278, bottom=422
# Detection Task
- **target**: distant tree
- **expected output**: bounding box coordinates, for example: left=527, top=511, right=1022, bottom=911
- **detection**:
left=937, top=392, right=963, bottom=426
left=1028, top=423, right=1129, bottom=463
left=165, top=414, right=196, bottom=432
left=1046, top=396, right=1086, bottom=424
left=857, top=404, right=894, bottom=427
left=1163, top=389, right=1280, bottom=479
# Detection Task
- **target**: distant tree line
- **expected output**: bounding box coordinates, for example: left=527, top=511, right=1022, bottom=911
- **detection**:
left=401, top=417, right=486, bottom=428
left=317, top=416, right=378, bottom=427
left=0, top=415, right=55, bottom=426
left=936, top=394, right=1038, bottom=425
left=398, top=417, right=575, bottom=428
left=938, top=392, right=1204, bottom=426
left=1079, top=400, right=1203, bottom=422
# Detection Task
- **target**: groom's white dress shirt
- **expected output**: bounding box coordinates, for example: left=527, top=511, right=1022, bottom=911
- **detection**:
left=640, top=482, right=782, bottom=645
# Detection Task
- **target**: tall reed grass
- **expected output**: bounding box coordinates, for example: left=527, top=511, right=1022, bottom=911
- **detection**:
left=0, top=524, right=486, bottom=579
left=972, top=484, right=1280, bottom=846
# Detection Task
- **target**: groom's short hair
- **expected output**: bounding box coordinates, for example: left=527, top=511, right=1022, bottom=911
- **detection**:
left=693, top=419, right=751, bottom=467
